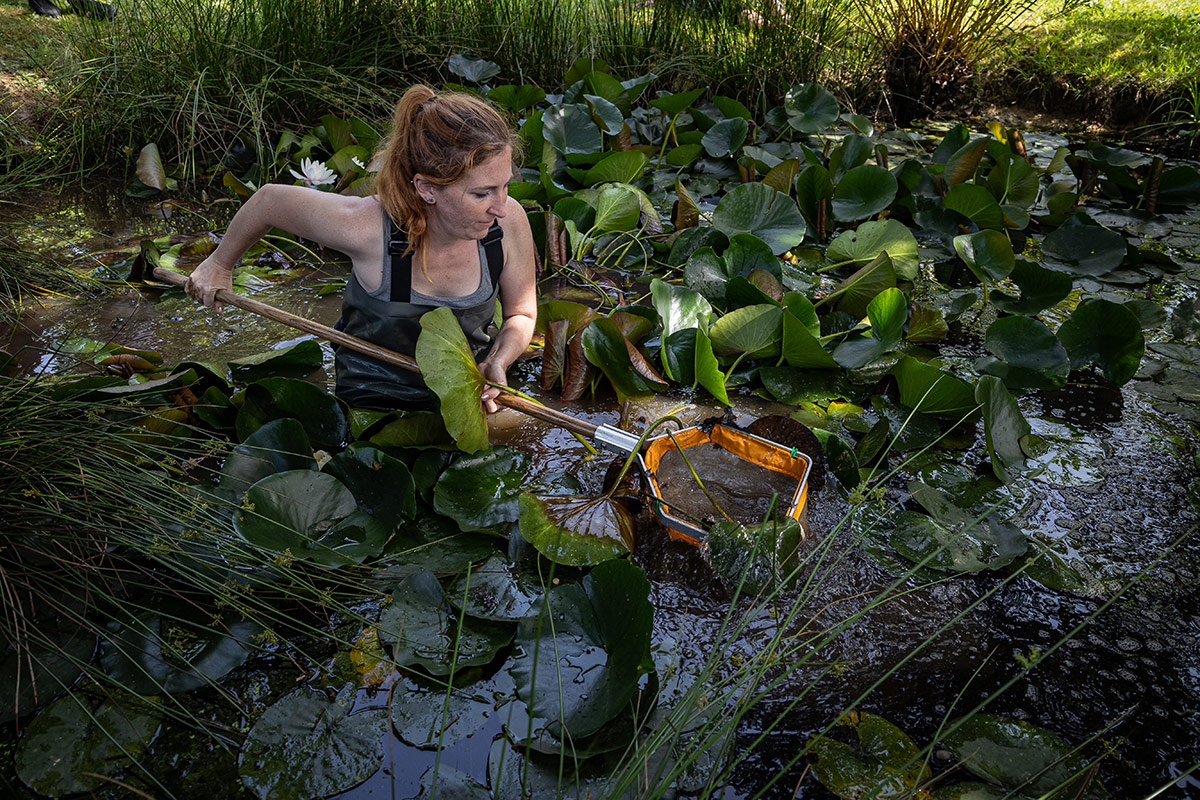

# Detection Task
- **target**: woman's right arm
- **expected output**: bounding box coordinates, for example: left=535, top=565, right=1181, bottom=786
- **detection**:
left=185, top=185, right=377, bottom=311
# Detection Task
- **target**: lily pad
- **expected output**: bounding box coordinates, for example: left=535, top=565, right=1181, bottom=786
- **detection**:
left=509, top=559, right=654, bottom=739
left=432, top=446, right=529, bottom=532
left=379, top=571, right=515, bottom=675
left=709, top=304, right=783, bottom=359
left=1056, top=299, right=1145, bottom=385
left=827, top=219, right=919, bottom=280
left=412, top=765, right=492, bottom=799
left=0, top=605, right=95, bottom=724
left=976, top=376, right=1032, bottom=483
left=15, top=694, right=160, bottom=796
left=651, top=278, right=712, bottom=380
left=488, top=84, right=546, bottom=111
left=391, top=671, right=516, bottom=750
left=944, top=183, right=1004, bottom=230
left=953, top=230, right=1014, bottom=282
left=518, top=492, right=633, bottom=566
left=702, top=117, right=749, bottom=158
left=832, top=165, right=898, bottom=222
left=1041, top=217, right=1127, bottom=276
left=783, top=83, right=839, bottom=133
left=542, top=104, right=602, bottom=155
left=239, top=685, right=386, bottom=800
left=684, top=246, right=732, bottom=303
left=831, top=253, right=899, bottom=318
left=711, top=183, right=807, bottom=255
left=102, top=603, right=262, bottom=694
left=217, top=418, right=317, bottom=499
left=323, top=444, right=416, bottom=525
left=941, top=714, right=1109, bottom=799
left=235, top=470, right=389, bottom=565
left=890, top=484, right=1026, bottom=573
left=988, top=258, right=1073, bottom=315
left=228, top=340, right=323, bottom=382
left=890, top=356, right=978, bottom=419
left=581, top=317, right=667, bottom=401
left=783, top=308, right=839, bottom=369
left=810, top=711, right=931, bottom=800
left=235, top=377, right=347, bottom=452
left=978, top=316, right=1070, bottom=390
left=416, top=306, right=489, bottom=453
left=447, top=554, right=544, bottom=621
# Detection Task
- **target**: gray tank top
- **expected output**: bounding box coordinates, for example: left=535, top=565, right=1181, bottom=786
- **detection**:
left=365, top=217, right=493, bottom=309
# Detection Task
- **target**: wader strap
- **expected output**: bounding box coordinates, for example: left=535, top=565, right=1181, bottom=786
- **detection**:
left=387, top=219, right=504, bottom=303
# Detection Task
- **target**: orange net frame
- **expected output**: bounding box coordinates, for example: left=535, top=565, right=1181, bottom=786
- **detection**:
left=640, top=424, right=813, bottom=546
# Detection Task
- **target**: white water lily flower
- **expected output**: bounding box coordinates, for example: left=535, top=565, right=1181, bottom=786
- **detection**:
left=351, top=156, right=366, bottom=171
left=289, top=157, right=336, bottom=186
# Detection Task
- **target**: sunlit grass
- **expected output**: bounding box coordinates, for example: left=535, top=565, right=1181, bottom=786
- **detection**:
left=1018, top=0, right=1200, bottom=92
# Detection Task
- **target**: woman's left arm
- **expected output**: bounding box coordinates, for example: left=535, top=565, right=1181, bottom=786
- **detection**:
left=479, top=197, right=538, bottom=413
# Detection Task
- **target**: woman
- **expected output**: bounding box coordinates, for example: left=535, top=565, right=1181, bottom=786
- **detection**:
left=185, top=85, right=536, bottom=414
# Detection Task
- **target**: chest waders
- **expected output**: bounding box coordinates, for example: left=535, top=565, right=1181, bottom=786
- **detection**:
left=334, top=218, right=505, bottom=410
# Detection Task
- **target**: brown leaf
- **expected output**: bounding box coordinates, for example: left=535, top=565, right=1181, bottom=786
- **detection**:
left=672, top=178, right=699, bottom=230
left=614, top=123, right=632, bottom=151
left=762, top=158, right=799, bottom=195
left=541, top=318, right=569, bottom=391
left=748, top=268, right=783, bottom=302
left=624, top=338, right=668, bottom=389
left=561, top=332, right=594, bottom=402
left=546, top=213, right=570, bottom=266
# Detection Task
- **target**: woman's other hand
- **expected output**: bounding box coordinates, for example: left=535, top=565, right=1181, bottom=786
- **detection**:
left=185, top=257, right=234, bottom=312
left=478, top=358, right=507, bottom=414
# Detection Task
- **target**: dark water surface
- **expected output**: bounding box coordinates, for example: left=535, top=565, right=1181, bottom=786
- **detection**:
left=3, top=177, right=1200, bottom=799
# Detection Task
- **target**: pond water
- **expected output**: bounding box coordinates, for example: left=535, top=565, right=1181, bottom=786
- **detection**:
left=3, top=135, right=1200, bottom=800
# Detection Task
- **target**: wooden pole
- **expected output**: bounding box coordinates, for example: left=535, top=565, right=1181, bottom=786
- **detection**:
left=150, top=267, right=600, bottom=438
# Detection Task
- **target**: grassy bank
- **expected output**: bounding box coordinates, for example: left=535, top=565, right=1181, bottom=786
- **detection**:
left=1, top=0, right=1199, bottom=178
left=1004, top=0, right=1200, bottom=128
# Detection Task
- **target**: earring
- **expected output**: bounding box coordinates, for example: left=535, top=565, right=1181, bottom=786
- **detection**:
left=423, top=197, right=435, bottom=204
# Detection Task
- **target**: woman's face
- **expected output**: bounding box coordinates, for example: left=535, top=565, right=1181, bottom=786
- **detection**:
left=420, top=147, right=512, bottom=242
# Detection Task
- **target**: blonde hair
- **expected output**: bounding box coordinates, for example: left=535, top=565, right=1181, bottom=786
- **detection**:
left=373, top=85, right=521, bottom=266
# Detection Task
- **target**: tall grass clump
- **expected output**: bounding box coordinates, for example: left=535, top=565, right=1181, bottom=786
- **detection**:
left=55, top=0, right=850, bottom=170
left=844, top=0, right=1082, bottom=122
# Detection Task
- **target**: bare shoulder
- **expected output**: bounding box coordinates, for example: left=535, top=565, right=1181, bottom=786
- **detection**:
left=499, top=196, right=534, bottom=254
left=256, top=187, right=380, bottom=256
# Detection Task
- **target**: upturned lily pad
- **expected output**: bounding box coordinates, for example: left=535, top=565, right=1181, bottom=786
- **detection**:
left=235, top=377, right=347, bottom=452
left=941, top=714, right=1109, bottom=799
left=989, top=258, right=1073, bottom=315
left=239, top=685, right=386, bottom=800
left=379, top=571, right=515, bottom=675
left=809, top=711, right=931, bottom=800
left=709, top=304, right=783, bottom=358
left=102, top=603, right=262, bottom=694
left=542, top=104, right=602, bottom=155
left=783, top=83, right=839, bottom=133
left=581, top=317, right=667, bottom=401
left=651, top=279, right=712, bottom=380
left=684, top=246, right=732, bottom=303
left=509, top=559, right=654, bottom=739
left=416, top=306, right=489, bottom=452
left=890, top=357, right=978, bottom=418
left=228, top=340, right=324, bottom=382
left=977, top=316, right=1070, bottom=390
left=953, top=230, right=1014, bottom=282
left=702, top=117, right=749, bottom=158
left=448, top=554, right=544, bottom=621
left=976, top=376, right=1032, bottom=482
left=944, top=183, right=1004, bottom=230
left=432, top=446, right=529, bottom=533
left=708, top=517, right=805, bottom=593
left=832, top=165, right=899, bottom=222
left=15, top=694, right=160, bottom=796
left=518, top=492, right=633, bottom=566
left=711, top=183, right=807, bottom=255
left=827, top=219, right=919, bottom=280
left=235, top=470, right=389, bottom=565
left=1056, top=299, right=1145, bottom=385
left=833, top=288, right=909, bottom=369
left=391, top=671, right=516, bottom=749
left=323, top=444, right=416, bottom=525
